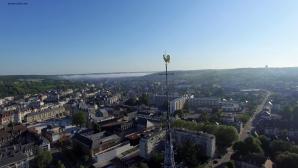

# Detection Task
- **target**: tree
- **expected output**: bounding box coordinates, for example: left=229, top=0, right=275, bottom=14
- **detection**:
left=72, top=111, right=86, bottom=127
left=139, top=94, right=149, bottom=106
left=237, top=113, right=250, bottom=123
left=173, top=120, right=238, bottom=148
left=243, top=137, right=263, bottom=154
left=82, top=155, right=90, bottom=162
left=35, top=150, right=53, bottom=168
left=233, top=137, right=263, bottom=155
left=199, top=111, right=209, bottom=122
left=93, top=122, right=101, bottom=133
left=215, top=126, right=239, bottom=147
left=233, top=141, right=248, bottom=155
left=124, top=97, right=137, bottom=106
left=258, top=135, right=270, bottom=155
left=175, top=110, right=184, bottom=118
left=225, top=161, right=235, bottom=168
left=57, top=160, right=65, bottom=168
left=176, top=140, right=206, bottom=168
left=275, top=152, right=298, bottom=168
left=148, top=152, right=163, bottom=168
left=270, top=140, right=292, bottom=156
left=138, top=162, right=149, bottom=168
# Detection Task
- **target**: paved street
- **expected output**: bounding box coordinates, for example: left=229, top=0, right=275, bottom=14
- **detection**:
left=207, top=90, right=271, bottom=168
left=239, top=90, right=271, bottom=141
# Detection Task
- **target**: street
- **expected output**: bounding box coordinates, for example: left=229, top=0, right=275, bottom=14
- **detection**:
left=207, top=90, right=271, bottom=168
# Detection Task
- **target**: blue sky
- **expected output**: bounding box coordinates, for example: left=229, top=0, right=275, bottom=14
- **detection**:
left=1, top=0, right=298, bottom=75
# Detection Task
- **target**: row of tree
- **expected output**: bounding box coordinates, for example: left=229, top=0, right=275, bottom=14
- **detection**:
left=0, top=79, right=84, bottom=98
left=233, top=135, right=298, bottom=168
left=34, top=150, right=67, bottom=168
left=173, top=119, right=239, bottom=148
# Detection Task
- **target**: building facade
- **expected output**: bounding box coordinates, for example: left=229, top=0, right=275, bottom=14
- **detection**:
left=139, top=130, right=166, bottom=159
left=169, top=97, right=188, bottom=114
left=172, top=128, right=216, bottom=158
left=25, top=105, right=67, bottom=123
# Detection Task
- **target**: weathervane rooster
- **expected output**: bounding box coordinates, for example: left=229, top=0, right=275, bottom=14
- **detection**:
left=163, top=54, right=171, bottom=64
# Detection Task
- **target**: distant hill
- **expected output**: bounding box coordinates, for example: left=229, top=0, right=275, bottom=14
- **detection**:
left=0, top=76, right=83, bottom=98
left=143, top=67, right=298, bottom=89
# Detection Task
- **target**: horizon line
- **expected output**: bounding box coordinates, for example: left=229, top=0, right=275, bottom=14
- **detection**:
left=0, top=66, right=298, bottom=76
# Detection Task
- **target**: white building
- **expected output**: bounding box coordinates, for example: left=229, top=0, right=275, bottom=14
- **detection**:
left=170, top=97, right=188, bottom=114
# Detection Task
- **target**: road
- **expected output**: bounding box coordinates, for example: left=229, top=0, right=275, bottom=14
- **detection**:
left=239, top=90, right=271, bottom=141
left=207, top=90, right=271, bottom=168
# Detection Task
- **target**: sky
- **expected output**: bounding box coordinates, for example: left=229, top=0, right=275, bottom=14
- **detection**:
left=1, top=0, right=298, bottom=75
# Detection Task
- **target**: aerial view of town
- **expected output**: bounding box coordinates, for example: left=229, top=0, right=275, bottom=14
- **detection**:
left=1, top=0, right=298, bottom=168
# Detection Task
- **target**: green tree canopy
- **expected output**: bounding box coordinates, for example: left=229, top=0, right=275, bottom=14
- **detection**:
left=173, top=120, right=239, bottom=148
left=176, top=140, right=203, bottom=168
left=35, top=150, right=53, bottom=168
left=138, top=162, right=149, bottom=168
left=258, top=135, right=270, bottom=155
left=225, top=161, right=235, bottom=168
left=148, top=152, right=163, bottom=168
left=93, top=122, right=101, bottom=133
left=270, top=140, right=292, bottom=156
left=233, top=137, right=263, bottom=155
left=275, top=152, right=298, bottom=168
left=237, top=113, right=250, bottom=123
left=57, top=160, right=65, bottom=168
left=72, top=111, right=86, bottom=127
left=215, top=125, right=239, bottom=147
left=125, top=97, right=137, bottom=106
left=139, top=94, right=149, bottom=106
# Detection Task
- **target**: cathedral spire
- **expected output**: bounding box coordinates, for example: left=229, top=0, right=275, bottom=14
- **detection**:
left=163, top=53, right=175, bottom=168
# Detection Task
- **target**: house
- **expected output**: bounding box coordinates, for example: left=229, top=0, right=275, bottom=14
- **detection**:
left=0, top=110, right=14, bottom=126
left=45, top=92, right=59, bottom=103
left=0, top=124, right=27, bottom=147
left=25, top=105, right=67, bottom=123
left=0, top=128, right=50, bottom=168
left=0, top=151, right=29, bottom=168
left=42, top=125, right=63, bottom=143
left=256, top=119, right=298, bottom=141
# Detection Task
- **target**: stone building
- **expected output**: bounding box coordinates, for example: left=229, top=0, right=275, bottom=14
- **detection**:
left=25, top=105, right=67, bottom=123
